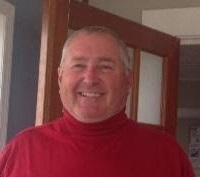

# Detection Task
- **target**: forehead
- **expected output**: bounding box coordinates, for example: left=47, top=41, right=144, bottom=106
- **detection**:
left=68, top=32, right=120, bottom=50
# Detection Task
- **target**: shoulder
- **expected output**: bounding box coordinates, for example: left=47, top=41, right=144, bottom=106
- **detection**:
left=127, top=120, right=195, bottom=176
left=128, top=120, right=192, bottom=164
left=126, top=119, right=182, bottom=151
left=5, top=117, right=67, bottom=149
left=20, top=117, right=63, bottom=135
left=0, top=117, right=67, bottom=174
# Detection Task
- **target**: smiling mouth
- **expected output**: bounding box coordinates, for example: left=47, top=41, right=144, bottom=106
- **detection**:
left=78, top=92, right=103, bottom=98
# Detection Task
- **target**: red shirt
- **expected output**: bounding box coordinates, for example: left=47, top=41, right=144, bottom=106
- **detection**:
left=0, top=110, right=195, bottom=177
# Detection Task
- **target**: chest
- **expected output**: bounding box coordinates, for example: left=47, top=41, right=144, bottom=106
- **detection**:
left=14, top=136, right=180, bottom=177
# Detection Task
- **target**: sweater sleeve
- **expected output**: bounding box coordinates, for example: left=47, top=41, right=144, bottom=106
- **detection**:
left=0, top=144, right=11, bottom=177
left=180, top=149, right=195, bottom=177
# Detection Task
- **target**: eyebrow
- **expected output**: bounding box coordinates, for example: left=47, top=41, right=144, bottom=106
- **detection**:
left=98, top=57, right=116, bottom=64
left=71, top=56, right=87, bottom=61
left=71, top=56, right=115, bottom=63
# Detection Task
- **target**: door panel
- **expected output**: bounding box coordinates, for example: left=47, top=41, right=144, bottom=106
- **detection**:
left=36, top=0, right=180, bottom=136
left=137, top=52, right=163, bottom=125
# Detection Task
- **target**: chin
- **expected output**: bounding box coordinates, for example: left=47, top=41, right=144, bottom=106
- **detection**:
left=78, top=112, right=107, bottom=123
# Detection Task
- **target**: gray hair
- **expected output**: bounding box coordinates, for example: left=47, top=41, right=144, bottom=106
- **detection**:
left=60, top=26, right=131, bottom=73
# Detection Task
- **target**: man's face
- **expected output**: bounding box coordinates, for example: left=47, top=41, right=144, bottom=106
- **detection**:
left=58, top=33, right=131, bottom=123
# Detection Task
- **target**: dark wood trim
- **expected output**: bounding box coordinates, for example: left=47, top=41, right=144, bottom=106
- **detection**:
left=130, top=48, right=141, bottom=121
left=160, top=57, right=168, bottom=129
left=36, top=0, right=69, bottom=124
left=164, top=40, right=180, bottom=135
left=82, top=0, right=89, bottom=4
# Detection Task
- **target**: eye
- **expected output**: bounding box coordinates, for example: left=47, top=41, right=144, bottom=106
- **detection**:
left=99, top=63, right=114, bottom=71
left=70, top=63, right=86, bottom=71
left=101, top=65, right=112, bottom=69
left=73, top=64, right=85, bottom=68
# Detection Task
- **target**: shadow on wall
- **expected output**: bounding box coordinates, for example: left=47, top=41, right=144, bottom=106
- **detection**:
left=6, top=0, right=42, bottom=141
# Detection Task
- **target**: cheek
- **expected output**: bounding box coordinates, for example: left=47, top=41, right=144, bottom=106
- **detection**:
left=59, top=76, right=74, bottom=95
left=63, top=75, right=83, bottom=98
left=111, top=77, right=130, bottom=95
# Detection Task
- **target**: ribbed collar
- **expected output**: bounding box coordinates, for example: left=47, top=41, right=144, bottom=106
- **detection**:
left=62, top=109, right=128, bottom=137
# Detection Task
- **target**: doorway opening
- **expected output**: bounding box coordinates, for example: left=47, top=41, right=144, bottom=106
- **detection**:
left=177, top=44, right=200, bottom=152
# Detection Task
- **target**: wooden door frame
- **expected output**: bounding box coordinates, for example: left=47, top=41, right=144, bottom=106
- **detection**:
left=36, top=0, right=180, bottom=135
left=36, top=0, right=69, bottom=125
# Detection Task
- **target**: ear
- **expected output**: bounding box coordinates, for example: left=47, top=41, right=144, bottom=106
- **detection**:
left=58, top=67, right=62, bottom=87
left=126, top=70, right=132, bottom=90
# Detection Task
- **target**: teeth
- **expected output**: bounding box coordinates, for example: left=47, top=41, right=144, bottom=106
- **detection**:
left=80, top=92, right=101, bottom=98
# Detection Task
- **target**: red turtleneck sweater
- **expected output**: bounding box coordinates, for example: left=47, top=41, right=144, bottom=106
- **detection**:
left=0, top=111, right=195, bottom=177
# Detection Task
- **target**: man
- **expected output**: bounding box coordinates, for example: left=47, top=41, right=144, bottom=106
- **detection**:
left=0, top=26, right=195, bottom=177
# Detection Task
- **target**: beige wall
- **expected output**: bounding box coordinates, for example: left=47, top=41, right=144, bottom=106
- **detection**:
left=90, top=0, right=200, bottom=23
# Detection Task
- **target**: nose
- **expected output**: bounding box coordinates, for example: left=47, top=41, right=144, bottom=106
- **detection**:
left=83, top=67, right=99, bottom=85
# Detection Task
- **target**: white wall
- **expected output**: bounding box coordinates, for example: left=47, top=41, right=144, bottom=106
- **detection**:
left=0, top=1, right=15, bottom=151
left=90, top=0, right=200, bottom=23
